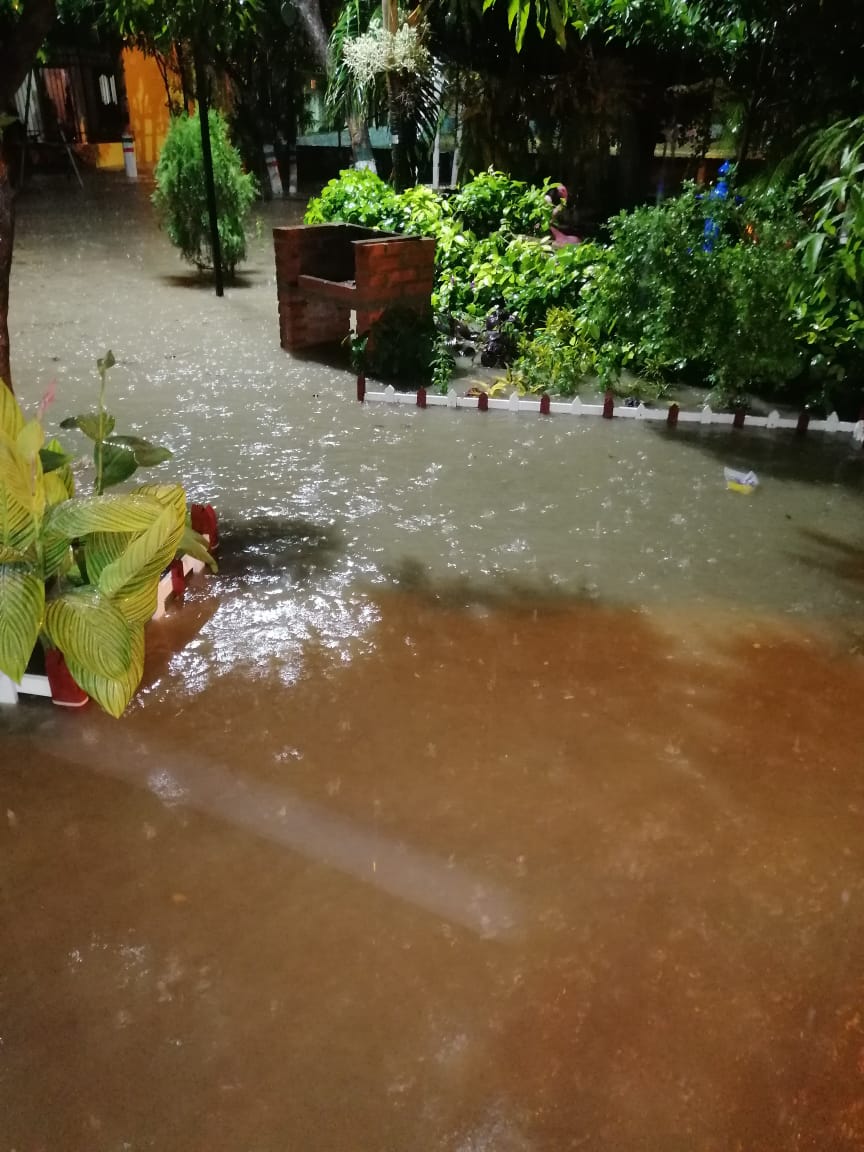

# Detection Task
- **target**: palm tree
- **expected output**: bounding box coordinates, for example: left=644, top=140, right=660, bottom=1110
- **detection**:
left=326, top=0, right=441, bottom=186
left=325, top=0, right=379, bottom=171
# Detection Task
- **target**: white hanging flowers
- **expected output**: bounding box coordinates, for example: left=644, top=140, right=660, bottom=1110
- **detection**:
left=342, top=23, right=431, bottom=86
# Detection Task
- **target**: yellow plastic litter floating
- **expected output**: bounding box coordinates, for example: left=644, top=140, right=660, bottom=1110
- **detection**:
left=724, top=467, right=759, bottom=494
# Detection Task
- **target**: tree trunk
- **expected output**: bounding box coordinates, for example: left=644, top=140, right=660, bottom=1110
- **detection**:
left=381, top=0, right=410, bottom=190
left=387, top=74, right=411, bottom=190
left=0, top=148, right=14, bottom=391
left=347, top=115, right=377, bottom=172
left=0, top=0, right=58, bottom=390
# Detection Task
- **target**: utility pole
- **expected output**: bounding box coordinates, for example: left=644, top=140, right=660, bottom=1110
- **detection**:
left=194, top=47, right=224, bottom=296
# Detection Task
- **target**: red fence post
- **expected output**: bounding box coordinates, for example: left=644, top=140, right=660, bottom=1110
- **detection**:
left=478, top=391, right=488, bottom=412
left=796, top=407, right=810, bottom=435
left=602, top=391, right=614, bottom=419
left=357, top=373, right=366, bottom=403
left=539, top=393, right=551, bottom=415
left=733, top=406, right=746, bottom=429
left=417, top=386, right=427, bottom=408
left=667, top=403, right=679, bottom=429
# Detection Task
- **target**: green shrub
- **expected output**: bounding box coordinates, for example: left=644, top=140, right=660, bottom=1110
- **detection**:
left=450, top=169, right=554, bottom=238
left=152, top=110, right=257, bottom=274
left=510, top=307, right=597, bottom=395
left=434, top=234, right=603, bottom=329
left=304, top=168, right=401, bottom=228
left=577, top=174, right=805, bottom=399
left=397, top=185, right=454, bottom=236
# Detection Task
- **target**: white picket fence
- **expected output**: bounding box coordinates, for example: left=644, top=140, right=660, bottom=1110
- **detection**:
left=363, top=385, right=864, bottom=442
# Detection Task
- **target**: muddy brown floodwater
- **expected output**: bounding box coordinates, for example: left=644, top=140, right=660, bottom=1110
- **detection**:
left=2, top=177, right=864, bottom=1152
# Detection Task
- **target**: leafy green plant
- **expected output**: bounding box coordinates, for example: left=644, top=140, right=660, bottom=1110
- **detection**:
left=434, top=233, right=602, bottom=330
left=576, top=174, right=805, bottom=398
left=304, top=168, right=401, bottom=228
left=450, top=169, right=555, bottom=238
left=792, top=116, right=864, bottom=405
left=59, top=351, right=172, bottom=494
left=0, top=386, right=191, bottom=716
left=510, top=307, right=597, bottom=395
left=347, top=330, right=370, bottom=375
left=152, top=109, right=258, bottom=273
left=430, top=332, right=456, bottom=393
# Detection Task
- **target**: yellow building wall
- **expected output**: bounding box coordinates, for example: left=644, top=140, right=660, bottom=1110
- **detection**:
left=122, top=47, right=171, bottom=169
left=92, top=142, right=124, bottom=169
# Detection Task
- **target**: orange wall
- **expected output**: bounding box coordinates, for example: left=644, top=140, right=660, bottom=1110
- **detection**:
left=122, top=47, right=171, bottom=169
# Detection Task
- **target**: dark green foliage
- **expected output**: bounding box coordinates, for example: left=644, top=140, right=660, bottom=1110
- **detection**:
left=152, top=110, right=257, bottom=273
left=792, top=117, right=864, bottom=403
left=576, top=175, right=806, bottom=399
left=366, top=307, right=437, bottom=385
left=303, top=164, right=862, bottom=406
left=449, top=170, right=555, bottom=238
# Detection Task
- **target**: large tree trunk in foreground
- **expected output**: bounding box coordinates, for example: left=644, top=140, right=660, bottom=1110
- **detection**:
left=0, top=0, right=58, bottom=391
left=0, top=151, right=14, bottom=390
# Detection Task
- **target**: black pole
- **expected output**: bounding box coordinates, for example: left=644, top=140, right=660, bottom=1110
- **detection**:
left=194, top=49, right=223, bottom=297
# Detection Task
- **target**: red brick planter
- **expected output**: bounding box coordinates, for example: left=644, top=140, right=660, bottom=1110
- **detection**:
left=273, top=224, right=435, bottom=352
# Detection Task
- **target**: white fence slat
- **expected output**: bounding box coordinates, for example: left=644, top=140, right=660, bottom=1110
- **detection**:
left=0, top=672, right=19, bottom=704
left=19, top=673, right=51, bottom=698
left=446, top=388, right=458, bottom=409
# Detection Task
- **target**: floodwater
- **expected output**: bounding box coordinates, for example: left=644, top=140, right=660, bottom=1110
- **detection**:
left=3, top=176, right=864, bottom=1151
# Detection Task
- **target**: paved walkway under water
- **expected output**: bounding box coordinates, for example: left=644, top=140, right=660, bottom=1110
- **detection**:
left=2, top=177, right=864, bottom=1151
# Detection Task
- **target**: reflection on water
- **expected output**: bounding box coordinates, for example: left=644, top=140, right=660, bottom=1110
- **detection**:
left=2, top=179, right=864, bottom=1151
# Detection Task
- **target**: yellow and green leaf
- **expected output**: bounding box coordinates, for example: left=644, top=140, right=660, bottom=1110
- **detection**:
left=45, top=493, right=167, bottom=538
left=44, top=589, right=132, bottom=680
left=0, top=565, right=45, bottom=683
left=64, top=623, right=145, bottom=718
left=0, top=438, right=38, bottom=554
left=0, top=385, right=24, bottom=441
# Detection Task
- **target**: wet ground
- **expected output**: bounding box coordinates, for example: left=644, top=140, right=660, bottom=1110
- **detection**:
left=2, top=176, right=864, bottom=1151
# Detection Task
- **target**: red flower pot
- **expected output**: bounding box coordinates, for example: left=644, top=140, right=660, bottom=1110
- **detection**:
left=190, top=502, right=219, bottom=550
left=45, top=649, right=89, bottom=708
